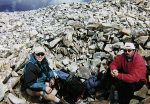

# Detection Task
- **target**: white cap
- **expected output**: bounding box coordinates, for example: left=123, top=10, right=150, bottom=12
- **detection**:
left=33, top=46, right=45, bottom=54
left=123, top=42, right=135, bottom=49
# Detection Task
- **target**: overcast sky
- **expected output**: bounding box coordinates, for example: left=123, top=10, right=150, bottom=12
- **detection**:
left=0, top=0, right=86, bottom=11
left=0, top=0, right=84, bottom=6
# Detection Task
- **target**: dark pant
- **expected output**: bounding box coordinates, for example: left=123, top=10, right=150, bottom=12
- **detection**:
left=113, top=79, right=144, bottom=104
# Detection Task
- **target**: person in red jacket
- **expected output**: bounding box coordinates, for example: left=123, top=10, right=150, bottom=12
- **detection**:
left=110, top=42, right=147, bottom=104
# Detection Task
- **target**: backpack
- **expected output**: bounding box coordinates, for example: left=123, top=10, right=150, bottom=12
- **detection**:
left=83, top=72, right=107, bottom=95
left=57, top=73, right=85, bottom=103
left=84, top=75, right=100, bottom=94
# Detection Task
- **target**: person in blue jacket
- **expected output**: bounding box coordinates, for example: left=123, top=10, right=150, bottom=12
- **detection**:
left=22, top=46, right=69, bottom=104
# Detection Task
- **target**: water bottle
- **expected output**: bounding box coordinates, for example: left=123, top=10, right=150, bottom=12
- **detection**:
left=113, top=90, right=119, bottom=104
left=109, top=85, right=119, bottom=104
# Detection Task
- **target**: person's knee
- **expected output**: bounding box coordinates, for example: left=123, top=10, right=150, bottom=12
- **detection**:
left=26, top=89, right=43, bottom=97
left=43, top=93, right=57, bottom=102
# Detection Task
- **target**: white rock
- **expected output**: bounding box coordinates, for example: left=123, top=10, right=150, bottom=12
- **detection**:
left=97, top=42, right=104, bottom=50
left=62, top=57, right=70, bottom=66
left=0, top=45, right=10, bottom=51
left=120, top=28, right=131, bottom=35
left=12, top=44, right=24, bottom=51
left=0, top=83, right=8, bottom=101
left=145, top=41, right=150, bottom=49
left=89, top=44, right=96, bottom=50
left=135, top=36, right=149, bottom=45
left=8, top=93, right=26, bottom=104
left=11, top=71, right=19, bottom=77
left=113, top=42, right=124, bottom=49
left=68, top=62, right=78, bottom=72
left=49, top=37, right=62, bottom=48
left=29, top=29, right=38, bottom=37
left=104, top=44, right=112, bottom=52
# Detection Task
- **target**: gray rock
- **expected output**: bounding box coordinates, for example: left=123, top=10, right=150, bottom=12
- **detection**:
left=78, top=65, right=91, bottom=79
left=129, top=99, right=139, bottom=104
left=68, top=62, right=78, bottom=72
left=145, top=41, right=150, bottom=49
left=48, top=37, right=62, bottom=48
left=8, top=93, right=26, bottom=104
left=0, top=83, right=7, bottom=101
left=11, top=71, right=19, bottom=77
left=134, top=36, right=149, bottom=45
left=104, top=44, right=112, bottom=52
left=134, top=85, right=148, bottom=98
left=62, top=57, right=70, bottom=66
left=141, top=96, right=150, bottom=104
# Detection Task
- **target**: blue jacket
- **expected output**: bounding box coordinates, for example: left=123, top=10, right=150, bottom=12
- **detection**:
left=23, top=53, right=69, bottom=92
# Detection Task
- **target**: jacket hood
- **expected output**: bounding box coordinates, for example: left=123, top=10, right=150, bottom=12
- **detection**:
left=28, top=53, right=38, bottom=64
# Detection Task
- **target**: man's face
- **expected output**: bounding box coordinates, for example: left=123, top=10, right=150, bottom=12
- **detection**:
left=124, top=49, right=135, bottom=58
left=35, top=52, right=45, bottom=62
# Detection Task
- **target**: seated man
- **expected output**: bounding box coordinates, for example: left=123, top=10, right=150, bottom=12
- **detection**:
left=22, top=46, right=69, bottom=104
left=109, top=42, right=147, bottom=104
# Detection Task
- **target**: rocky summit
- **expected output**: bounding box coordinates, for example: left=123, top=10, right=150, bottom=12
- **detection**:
left=0, top=0, right=150, bottom=104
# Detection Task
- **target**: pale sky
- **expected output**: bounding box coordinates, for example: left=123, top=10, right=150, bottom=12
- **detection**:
left=0, top=0, right=94, bottom=11
left=0, top=0, right=84, bottom=6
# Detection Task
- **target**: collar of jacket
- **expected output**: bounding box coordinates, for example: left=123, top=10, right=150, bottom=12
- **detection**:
left=28, top=53, right=49, bottom=71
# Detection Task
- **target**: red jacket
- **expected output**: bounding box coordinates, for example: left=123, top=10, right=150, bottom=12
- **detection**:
left=110, top=51, right=147, bottom=83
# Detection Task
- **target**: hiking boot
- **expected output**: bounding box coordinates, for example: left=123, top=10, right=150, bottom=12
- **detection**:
left=57, top=99, right=69, bottom=104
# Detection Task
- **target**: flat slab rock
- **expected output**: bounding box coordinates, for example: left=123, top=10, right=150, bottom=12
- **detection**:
left=8, top=93, right=26, bottom=104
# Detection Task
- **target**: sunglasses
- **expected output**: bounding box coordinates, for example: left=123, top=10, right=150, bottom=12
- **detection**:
left=35, top=52, right=45, bottom=56
left=124, top=49, right=133, bottom=53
